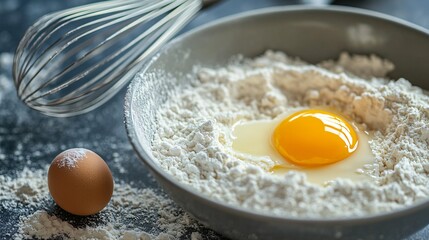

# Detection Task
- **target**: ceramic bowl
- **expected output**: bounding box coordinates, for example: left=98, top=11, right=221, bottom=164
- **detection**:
left=125, top=6, right=429, bottom=240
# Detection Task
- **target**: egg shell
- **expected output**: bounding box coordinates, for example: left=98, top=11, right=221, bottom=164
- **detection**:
left=48, top=148, right=114, bottom=216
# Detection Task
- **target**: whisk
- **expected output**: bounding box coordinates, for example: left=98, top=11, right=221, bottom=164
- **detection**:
left=13, top=0, right=219, bottom=117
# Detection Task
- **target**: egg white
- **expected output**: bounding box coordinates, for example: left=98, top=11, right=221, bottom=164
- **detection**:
left=231, top=108, right=375, bottom=185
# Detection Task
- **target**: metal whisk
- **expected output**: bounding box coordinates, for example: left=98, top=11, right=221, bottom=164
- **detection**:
left=13, top=0, right=218, bottom=117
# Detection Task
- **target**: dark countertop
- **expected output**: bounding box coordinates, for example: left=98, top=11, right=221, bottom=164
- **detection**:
left=1, top=0, right=428, bottom=239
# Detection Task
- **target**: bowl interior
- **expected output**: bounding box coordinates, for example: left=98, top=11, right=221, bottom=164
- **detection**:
left=128, top=5, right=429, bottom=150
left=125, top=5, right=429, bottom=239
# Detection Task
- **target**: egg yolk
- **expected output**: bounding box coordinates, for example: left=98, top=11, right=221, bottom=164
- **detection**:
left=272, top=109, right=358, bottom=167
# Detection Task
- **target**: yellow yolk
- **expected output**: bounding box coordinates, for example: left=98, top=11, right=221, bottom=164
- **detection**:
left=272, top=109, right=358, bottom=167
left=231, top=108, right=374, bottom=184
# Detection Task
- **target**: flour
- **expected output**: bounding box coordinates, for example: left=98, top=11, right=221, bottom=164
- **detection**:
left=152, top=50, right=429, bottom=217
left=55, top=148, right=87, bottom=168
left=0, top=167, right=47, bottom=206
left=0, top=164, right=211, bottom=239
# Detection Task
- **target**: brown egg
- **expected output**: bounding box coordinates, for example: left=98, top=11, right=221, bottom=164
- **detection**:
left=48, top=148, right=114, bottom=216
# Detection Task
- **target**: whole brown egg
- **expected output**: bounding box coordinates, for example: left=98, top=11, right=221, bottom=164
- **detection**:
left=48, top=148, right=114, bottom=216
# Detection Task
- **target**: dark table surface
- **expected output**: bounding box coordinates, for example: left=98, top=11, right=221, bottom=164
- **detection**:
left=1, top=0, right=428, bottom=239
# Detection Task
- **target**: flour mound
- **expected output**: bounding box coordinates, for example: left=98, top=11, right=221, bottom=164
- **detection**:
left=151, top=51, right=429, bottom=218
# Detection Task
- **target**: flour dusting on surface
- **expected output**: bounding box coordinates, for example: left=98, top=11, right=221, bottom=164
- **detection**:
left=0, top=165, right=208, bottom=239
left=151, top=51, right=429, bottom=217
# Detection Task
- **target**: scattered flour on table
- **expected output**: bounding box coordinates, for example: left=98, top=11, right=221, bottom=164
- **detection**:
left=151, top=51, right=429, bottom=217
left=0, top=166, right=203, bottom=239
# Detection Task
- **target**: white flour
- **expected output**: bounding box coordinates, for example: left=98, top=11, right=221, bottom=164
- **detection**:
left=55, top=148, right=87, bottom=168
left=0, top=165, right=204, bottom=239
left=152, top=51, right=429, bottom=217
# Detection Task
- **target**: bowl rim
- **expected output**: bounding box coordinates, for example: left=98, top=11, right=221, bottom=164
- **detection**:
left=125, top=5, right=429, bottom=224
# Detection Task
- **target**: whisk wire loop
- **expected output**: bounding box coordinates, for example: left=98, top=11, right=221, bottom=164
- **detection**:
left=22, top=0, right=183, bottom=102
left=13, top=0, right=206, bottom=116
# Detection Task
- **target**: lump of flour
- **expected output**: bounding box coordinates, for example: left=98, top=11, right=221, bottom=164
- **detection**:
left=151, top=50, right=429, bottom=218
